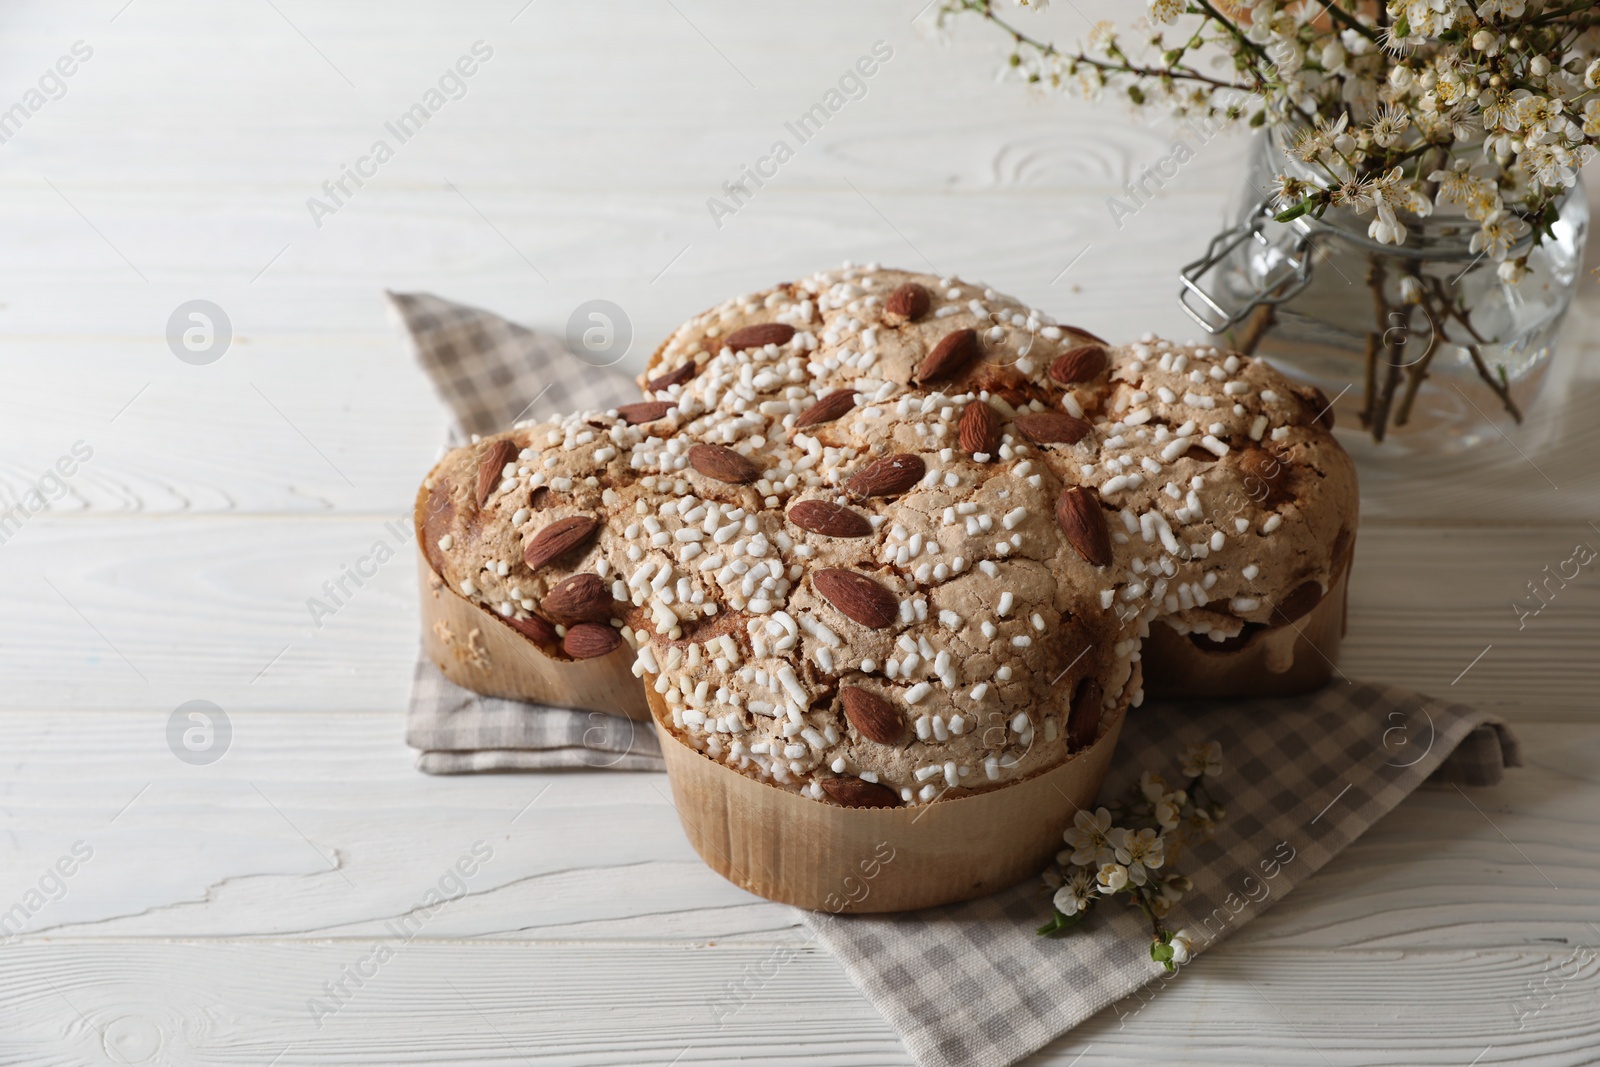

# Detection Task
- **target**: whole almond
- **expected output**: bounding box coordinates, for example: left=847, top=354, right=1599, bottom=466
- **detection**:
left=788, top=499, right=872, bottom=538
left=475, top=439, right=518, bottom=508
left=524, top=515, right=600, bottom=571
left=813, top=568, right=899, bottom=629
left=1270, top=580, right=1324, bottom=626
left=1048, top=345, right=1107, bottom=385
left=1014, top=411, right=1092, bottom=445
left=820, top=776, right=901, bottom=808
left=688, top=443, right=761, bottom=484
left=724, top=323, right=796, bottom=351
left=1237, top=447, right=1290, bottom=505
left=541, top=573, right=614, bottom=624
left=507, top=614, right=558, bottom=647
left=840, top=687, right=902, bottom=744
left=794, top=389, right=857, bottom=429
left=1056, top=487, right=1112, bottom=567
left=1068, top=676, right=1103, bottom=750
left=647, top=361, right=696, bottom=393
left=1064, top=325, right=1108, bottom=345
left=884, top=282, right=932, bottom=322
left=846, top=453, right=925, bottom=498
left=562, top=622, right=621, bottom=660
left=915, top=328, right=979, bottom=383
left=616, top=401, right=674, bottom=425
left=958, top=400, right=1001, bottom=456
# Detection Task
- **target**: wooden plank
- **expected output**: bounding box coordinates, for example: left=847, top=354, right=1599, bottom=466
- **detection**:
left=0, top=710, right=1591, bottom=950
left=2, top=322, right=1596, bottom=519
left=0, top=940, right=1593, bottom=1066
left=2, top=1, right=1198, bottom=191
left=0, top=0, right=1593, bottom=527
left=1, top=518, right=1594, bottom=716
left=2, top=181, right=1591, bottom=353
left=0, top=3, right=1594, bottom=1062
left=0, top=185, right=1214, bottom=339
left=0, top=338, right=445, bottom=515
left=0, top=223, right=1593, bottom=521
left=0, top=708, right=795, bottom=945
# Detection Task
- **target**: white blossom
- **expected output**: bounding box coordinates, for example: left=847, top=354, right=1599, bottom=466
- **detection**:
left=1369, top=103, right=1410, bottom=147
left=1524, top=141, right=1581, bottom=190
left=1096, top=862, right=1129, bottom=894
left=1169, top=928, right=1197, bottom=964
left=1052, top=867, right=1096, bottom=915
left=1061, top=806, right=1116, bottom=866
left=1320, top=39, right=1346, bottom=73
left=1149, top=0, right=1184, bottom=24
left=1470, top=209, right=1529, bottom=260
left=1369, top=202, right=1405, bottom=245
left=1110, top=826, right=1166, bottom=886
left=1179, top=740, right=1223, bottom=778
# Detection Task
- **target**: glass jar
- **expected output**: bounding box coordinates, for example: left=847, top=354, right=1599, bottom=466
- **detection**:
left=1179, top=131, right=1588, bottom=457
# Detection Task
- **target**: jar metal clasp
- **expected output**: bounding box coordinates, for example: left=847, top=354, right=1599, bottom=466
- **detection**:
left=1177, top=195, right=1316, bottom=333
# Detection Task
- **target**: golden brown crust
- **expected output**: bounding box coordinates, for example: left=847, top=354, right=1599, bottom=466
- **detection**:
left=418, top=264, right=1357, bottom=807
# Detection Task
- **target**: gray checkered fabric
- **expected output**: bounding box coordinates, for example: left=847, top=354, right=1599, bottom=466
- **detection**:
left=393, top=293, right=1519, bottom=1066
left=802, top=683, right=1519, bottom=1067
left=407, top=658, right=663, bottom=773
left=390, top=290, right=657, bottom=773
left=387, top=290, right=641, bottom=442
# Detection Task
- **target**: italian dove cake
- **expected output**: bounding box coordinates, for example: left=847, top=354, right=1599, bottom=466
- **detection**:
left=415, top=264, right=1357, bottom=909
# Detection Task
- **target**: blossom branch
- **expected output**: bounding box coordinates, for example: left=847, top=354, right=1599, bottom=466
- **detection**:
left=1322, top=3, right=1380, bottom=44
left=948, top=0, right=1258, bottom=94
left=1038, top=741, right=1224, bottom=973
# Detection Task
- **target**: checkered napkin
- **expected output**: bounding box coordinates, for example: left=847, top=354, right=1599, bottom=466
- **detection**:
left=801, top=683, right=1520, bottom=1067
left=392, top=293, right=1519, bottom=1065
left=390, top=290, right=664, bottom=773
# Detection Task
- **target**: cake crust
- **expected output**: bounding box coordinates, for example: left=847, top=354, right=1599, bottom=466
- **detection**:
left=419, top=264, right=1357, bottom=808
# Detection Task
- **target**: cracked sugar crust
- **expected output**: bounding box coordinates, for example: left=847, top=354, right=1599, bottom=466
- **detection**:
left=419, top=264, right=1357, bottom=808
left=641, top=267, right=1106, bottom=407
left=419, top=391, right=1139, bottom=805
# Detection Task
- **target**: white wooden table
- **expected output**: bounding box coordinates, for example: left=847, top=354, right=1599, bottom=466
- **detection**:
left=3, top=2, right=1598, bottom=1063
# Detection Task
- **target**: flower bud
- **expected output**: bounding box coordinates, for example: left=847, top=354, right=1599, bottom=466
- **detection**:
left=1472, top=29, right=1495, bottom=52
left=1531, top=55, right=1550, bottom=77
